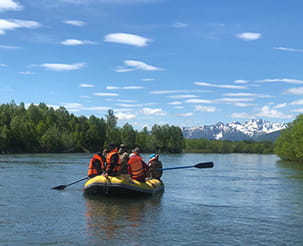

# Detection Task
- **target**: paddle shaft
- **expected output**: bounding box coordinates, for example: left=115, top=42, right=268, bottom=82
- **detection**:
left=52, top=176, right=88, bottom=190
left=157, top=162, right=214, bottom=171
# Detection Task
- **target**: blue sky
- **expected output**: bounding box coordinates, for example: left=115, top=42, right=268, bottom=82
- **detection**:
left=1, top=0, right=303, bottom=129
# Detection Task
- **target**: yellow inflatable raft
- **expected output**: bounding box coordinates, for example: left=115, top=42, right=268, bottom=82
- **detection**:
left=83, top=175, right=164, bottom=197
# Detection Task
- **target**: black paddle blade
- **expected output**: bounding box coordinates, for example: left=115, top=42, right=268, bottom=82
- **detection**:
left=51, top=185, right=66, bottom=190
left=194, top=162, right=214, bottom=169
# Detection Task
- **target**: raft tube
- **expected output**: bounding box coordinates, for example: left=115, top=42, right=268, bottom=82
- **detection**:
left=83, top=175, right=164, bottom=197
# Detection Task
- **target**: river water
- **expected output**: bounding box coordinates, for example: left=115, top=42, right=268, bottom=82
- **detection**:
left=1, top=153, right=303, bottom=246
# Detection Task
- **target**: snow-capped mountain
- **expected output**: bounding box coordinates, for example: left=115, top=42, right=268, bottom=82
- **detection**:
left=182, top=119, right=288, bottom=141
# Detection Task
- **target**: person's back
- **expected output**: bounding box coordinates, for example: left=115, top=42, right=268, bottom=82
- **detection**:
left=147, top=154, right=163, bottom=180
left=105, top=144, right=120, bottom=176
left=118, top=144, right=129, bottom=177
left=127, top=147, right=147, bottom=182
left=87, top=152, right=105, bottom=178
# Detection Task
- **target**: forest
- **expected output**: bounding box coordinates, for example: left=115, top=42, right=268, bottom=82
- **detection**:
left=0, top=101, right=295, bottom=157
left=0, top=102, right=184, bottom=153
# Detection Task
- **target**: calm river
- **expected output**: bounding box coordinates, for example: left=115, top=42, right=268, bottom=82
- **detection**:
left=1, top=153, right=303, bottom=246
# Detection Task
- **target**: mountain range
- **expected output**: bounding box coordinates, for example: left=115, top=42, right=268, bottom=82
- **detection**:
left=182, top=119, right=288, bottom=142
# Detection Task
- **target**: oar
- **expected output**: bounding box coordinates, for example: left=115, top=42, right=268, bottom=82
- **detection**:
left=51, top=176, right=88, bottom=190
left=158, top=162, right=214, bottom=171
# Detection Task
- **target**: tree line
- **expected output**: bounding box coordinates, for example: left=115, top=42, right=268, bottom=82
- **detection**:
left=0, top=102, right=184, bottom=153
left=274, top=114, right=303, bottom=163
left=3, top=101, right=298, bottom=156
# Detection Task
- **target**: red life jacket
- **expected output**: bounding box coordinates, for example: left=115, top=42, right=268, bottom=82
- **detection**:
left=88, top=154, right=104, bottom=176
left=105, top=148, right=121, bottom=173
left=128, top=153, right=145, bottom=179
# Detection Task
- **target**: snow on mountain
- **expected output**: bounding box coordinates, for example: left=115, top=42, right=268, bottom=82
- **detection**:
left=182, top=119, right=288, bottom=141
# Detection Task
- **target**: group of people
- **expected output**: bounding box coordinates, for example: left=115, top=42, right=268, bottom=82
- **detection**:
left=87, top=143, right=163, bottom=182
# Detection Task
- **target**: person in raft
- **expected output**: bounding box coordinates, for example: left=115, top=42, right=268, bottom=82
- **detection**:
left=118, top=144, right=129, bottom=178
left=104, top=143, right=121, bottom=177
left=146, top=154, right=163, bottom=181
left=87, top=152, right=105, bottom=178
left=127, top=147, right=148, bottom=182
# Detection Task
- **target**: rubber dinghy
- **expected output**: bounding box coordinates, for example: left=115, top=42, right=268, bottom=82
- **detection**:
left=83, top=175, right=164, bottom=197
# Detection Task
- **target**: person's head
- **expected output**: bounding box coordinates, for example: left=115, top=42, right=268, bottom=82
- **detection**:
left=120, top=144, right=126, bottom=149
left=107, top=143, right=116, bottom=152
left=149, top=153, right=156, bottom=159
left=133, top=147, right=141, bottom=154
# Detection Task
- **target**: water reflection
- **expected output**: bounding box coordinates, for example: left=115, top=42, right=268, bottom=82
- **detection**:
left=84, top=193, right=163, bottom=243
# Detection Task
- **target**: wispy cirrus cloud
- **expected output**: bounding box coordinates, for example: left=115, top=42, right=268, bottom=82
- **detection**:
left=36, top=62, right=86, bottom=71
left=115, top=60, right=163, bottom=72
left=64, top=20, right=86, bottom=26
left=173, top=22, right=188, bottom=28
left=285, top=87, right=303, bottom=95
left=106, top=86, right=145, bottom=90
left=235, top=32, right=261, bottom=41
left=273, top=47, right=303, bottom=53
left=232, top=106, right=293, bottom=119
left=0, top=0, right=23, bottom=12
left=195, top=81, right=247, bottom=89
left=194, top=105, right=216, bottom=112
left=93, top=92, right=119, bottom=97
left=116, top=111, right=136, bottom=120
left=61, top=39, right=97, bottom=46
left=80, top=83, right=95, bottom=87
left=142, top=107, right=166, bottom=116
left=0, top=45, right=21, bottom=49
left=104, top=33, right=151, bottom=47
left=0, top=19, right=41, bottom=35
left=258, top=78, right=303, bottom=84
left=223, top=93, right=273, bottom=98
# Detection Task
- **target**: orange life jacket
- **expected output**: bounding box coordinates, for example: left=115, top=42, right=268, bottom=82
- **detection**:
left=105, top=148, right=121, bottom=173
left=88, top=154, right=104, bottom=176
left=128, top=153, right=145, bottom=178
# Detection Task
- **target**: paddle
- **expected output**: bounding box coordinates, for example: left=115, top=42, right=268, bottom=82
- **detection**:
left=157, top=161, right=214, bottom=171
left=51, top=176, right=88, bottom=190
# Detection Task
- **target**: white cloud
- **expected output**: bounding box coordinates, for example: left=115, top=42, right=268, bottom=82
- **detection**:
left=93, top=92, right=119, bottom=96
left=115, top=60, right=163, bottom=72
left=168, top=101, right=182, bottom=105
left=0, top=0, right=23, bottom=12
left=185, top=99, right=213, bottom=104
left=273, top=47, right=303, bottom=53
left=168, top=94, right=198, bottom=99
left=178, top=112, right=193, bottom=117
left=80, top=83, right=95, bottom=87
left=142, top=107, right=167, bottom=116
left=232, top=112, right=251, bottom=119
left=61, top=39, right=97, bottom=46
left=142, top=78, right=155, bottom=81
left=234, top=79, right=249, bottom=84
left=64, top=20, right=86, bottom=26
left=0, top=19, right=41, bottom=35
left=274, top=103, right=287, bottom=108
left=291, top=99, right=303, bottom=105
left=116, top=103, right=143, bottom=107
left=194, top=105, right=216, bottom=112
left=39, top=63, right=86, bottom=71
left=106, top=86, right=145, bottom=90
left=19, top=71, right=34, bottom=75
left=235, top=32, right=261, bottom=41
left=116, top=111, right=136, bottom=120
left=195, top=81, right=247, bottom=89
left=0, top=45, right=21, bottom=49
left=258, top=78, right=303, bottom=84
left=104, top=33, right=151, bottom=47
left=173, top=22, right=188, bottom=28
left=0, top=64, right=7, bottom=67
left=223, top=93, right=273, bottom=98
left=286, top=87, right=303, bottom=95
left=255, top=106, right=293, bottom=119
